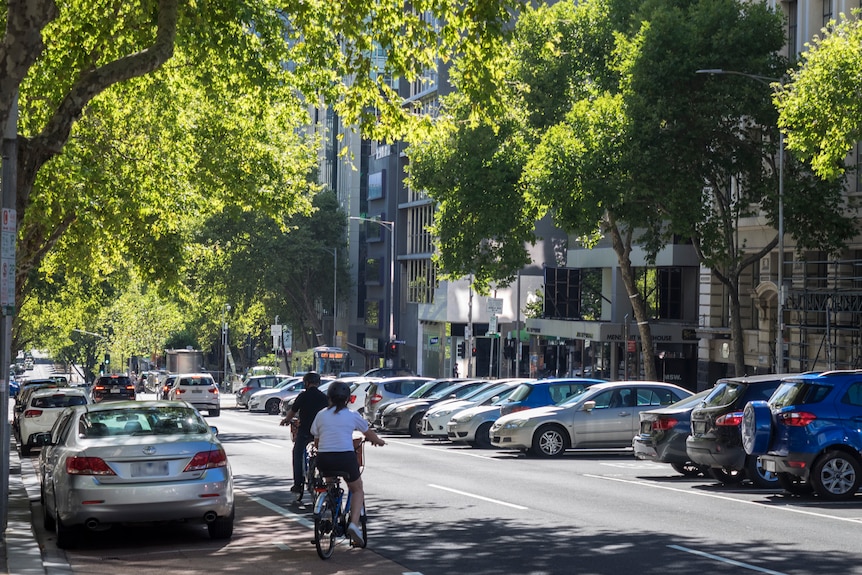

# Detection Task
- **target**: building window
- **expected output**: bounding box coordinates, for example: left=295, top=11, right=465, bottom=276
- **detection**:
left=407, top=203, right=434, bottom=255
left=822, top=0, right=833, bottom=28
left=787, top=1, right=798, bottom=57
left=407, top=259, right=436, bottom=304
left=364, top=300, right=381, bottom=328
left=658, top=268, right=683, bottom=320
left=366, top=258, right=382, bottom=284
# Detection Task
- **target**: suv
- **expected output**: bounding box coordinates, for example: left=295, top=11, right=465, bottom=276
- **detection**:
left=235, top=374, right=285, bottom=409
left=90, top=375, right=136, bottom=403
left=743, top=370, right=862, bottom=500
left=686, top=374, right=785, bottom=487
left=168, top=373, right=220, bottom=417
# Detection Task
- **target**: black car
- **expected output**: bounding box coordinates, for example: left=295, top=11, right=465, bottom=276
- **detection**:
left=633, top=389, right=712, bottom=477
left=90, top=374, right=136, bottom=403
left=686, top=374, right=786, bottom=487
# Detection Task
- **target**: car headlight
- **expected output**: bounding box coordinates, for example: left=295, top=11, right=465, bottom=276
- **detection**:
left=501, top=419, right=530, bottom=429
left=452, top=413, right=474, bottom=423
left=393, top=405, right=412, bottom=414
left=434, top=409, right=454, bottom=418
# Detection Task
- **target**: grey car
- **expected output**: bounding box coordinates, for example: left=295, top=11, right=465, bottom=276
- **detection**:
left=363, top=377, right=433, bottom=424
left=235, top=374, right=287, bottom=409
left=379, top=379, right=494, bottom=436
left=37, top=400, right=234, bottom=549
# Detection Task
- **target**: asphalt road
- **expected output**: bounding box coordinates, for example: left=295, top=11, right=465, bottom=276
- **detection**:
left=17, top=370, right=862, bottom=574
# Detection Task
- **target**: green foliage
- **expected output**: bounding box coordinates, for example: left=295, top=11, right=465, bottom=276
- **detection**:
left=776, top=12, right=862, bottom=180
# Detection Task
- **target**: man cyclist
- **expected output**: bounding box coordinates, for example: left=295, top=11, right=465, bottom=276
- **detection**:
left=280, top=371, right=329, bottom=499
left=310, top=379, right=385, bottom=546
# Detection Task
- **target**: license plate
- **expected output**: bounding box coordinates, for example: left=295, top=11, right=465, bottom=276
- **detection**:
left=131, top=461, right=169, bottom=477
left=640, top=421, right=652, bottom=434
left=693, top=422, right=706, bottom=435
left=761, top=458, right=776, bottom=472
left=110, top=388, right=120, bottom=394
left=192, top=389, right=202, bottom=394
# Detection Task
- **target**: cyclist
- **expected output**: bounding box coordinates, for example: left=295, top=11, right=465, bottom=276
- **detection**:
left=280, top=372, right=329, bottom=497
left=310, top=379, right=385, bottom=546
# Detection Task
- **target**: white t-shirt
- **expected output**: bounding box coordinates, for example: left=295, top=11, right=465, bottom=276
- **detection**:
left=310, top=407, right=369, bottom=452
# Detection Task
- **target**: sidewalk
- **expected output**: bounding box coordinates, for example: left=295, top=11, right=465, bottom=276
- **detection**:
left=2, top=443, right=47, bottom=575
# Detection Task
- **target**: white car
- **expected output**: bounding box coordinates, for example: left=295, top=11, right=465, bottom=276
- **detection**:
left=345, top=377, right=380, bottom=414
left=422, top=379, right=529, bottom=440
left=167, top=373, right=220, bottom=417
left=247, top=378, right=304, bottom=414
left=18, top=387, right=89, bottom=456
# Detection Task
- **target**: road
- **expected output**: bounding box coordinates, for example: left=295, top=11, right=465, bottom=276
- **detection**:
left=16, top=366, right=862, bottom=574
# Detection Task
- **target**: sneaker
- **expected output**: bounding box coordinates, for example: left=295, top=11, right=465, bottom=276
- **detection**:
left=289, top=485, right=303, bottom=494
left=346, top=522, right=364, bottom=546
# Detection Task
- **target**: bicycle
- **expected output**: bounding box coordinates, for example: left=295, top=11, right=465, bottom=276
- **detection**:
left=294, top=442, right=317, bottom=503
left=312, top=440, right=368, bottom=560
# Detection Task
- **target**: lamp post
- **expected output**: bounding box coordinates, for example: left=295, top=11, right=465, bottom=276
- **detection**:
left=222, top=304, right=231, bottom=390
left=350, top=216, right=396, bottom=350
left=696, top=68, right=785, bottom=373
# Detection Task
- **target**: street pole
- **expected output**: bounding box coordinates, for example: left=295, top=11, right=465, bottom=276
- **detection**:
left=696, top=68, right=785, bottom=373
left=222, top=304, right=231, bottom=390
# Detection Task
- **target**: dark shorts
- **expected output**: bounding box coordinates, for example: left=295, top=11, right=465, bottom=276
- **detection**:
left=316, top=451, right=361, bottom=483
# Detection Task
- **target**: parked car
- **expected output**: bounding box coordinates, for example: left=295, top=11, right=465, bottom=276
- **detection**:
left=247, top=377, right=304, bottom=414
left=447, top=383, right=538, bottom=448
left=686, top=374, right=787, bottom=487
left=742, top=370, right=862, bottom=500
left=632, top=388, right=713, bottom=477
left=348, top=377, right=380, bottom=414
left=90, top=374, right=136, bottom=403
left=160, top=375, right=177, bottom=400
left=363, top=376, right=434, bottom=424
left=17, top=387, right=89, bottom=456
left=491, top=381, right=692, bottom=457
left=36, top=400, right=234, bottom=548
left=235, top=374, right=288, bottom=409
left=379, top=379, right=492, bottom=436
left=168, top=373, right=221, bottom=417
left=498, top=378, right=607, bottom=417
left=371, top=378, right=465, bottom=426
left=421, top=379, right=530, bottom=439
left=279, top=379, right=336, bottom=416
left=12, top=379, right=62, bottom=443
left=362, top=367, right=417, bottom=378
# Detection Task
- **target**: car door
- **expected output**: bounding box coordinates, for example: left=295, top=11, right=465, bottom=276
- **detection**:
left=570, top=387, right=637, bottom=448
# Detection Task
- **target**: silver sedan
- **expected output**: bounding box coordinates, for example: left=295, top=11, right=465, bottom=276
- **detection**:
left=37, top=400, right=234, bottom=548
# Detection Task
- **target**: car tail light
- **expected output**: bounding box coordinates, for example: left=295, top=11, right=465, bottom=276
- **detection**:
left=350, top=394, right=357, bottom=404
left=184, top=447, right=228, bottom=471
left=369, top=394, right=383, bottom=405
left=652, top=417, right=678, bottom=431
left=715, top=412, right=744, bottom=426
left=24, top=409, right=43, bottom=418
left=175, top=388, right=185, bottom=395
left=209, top=387, right=219, bottom=395
left=239, top=386, right=251, bottom=395
left=93, top=386, right=106, bottom=392
left=778, top=411, right=817, bottom=426
left=66, top=456, right=116, bottom=476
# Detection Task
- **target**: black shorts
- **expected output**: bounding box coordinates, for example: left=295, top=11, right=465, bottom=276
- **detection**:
left=316, top=451, right=361, bottom=483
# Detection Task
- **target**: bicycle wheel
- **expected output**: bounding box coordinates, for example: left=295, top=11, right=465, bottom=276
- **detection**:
left=357, top=505, right=368, bottom=549
left=314, top=494, right=337, bottom=559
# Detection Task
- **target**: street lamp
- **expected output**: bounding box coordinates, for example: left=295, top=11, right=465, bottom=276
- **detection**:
left=696, top=68, right=785, bottom=373
left=350, top=216, right=396, bottom=348
left=222, top=304, right=231, bottom=390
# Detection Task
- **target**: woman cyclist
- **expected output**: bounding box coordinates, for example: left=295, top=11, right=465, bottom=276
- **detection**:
left=310, top=380, right=385, bottom=545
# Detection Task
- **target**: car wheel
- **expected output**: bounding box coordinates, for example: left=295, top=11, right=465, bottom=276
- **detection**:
left=20, top=443, right=30, bottom=457
left=55, top=513, right=77, bottom=549
left=707, top=466, right=745, bottom=484
left=671, top=462, right=706, bottom=478
left=41, top=483, right=55, bottom=531
left=209, top=408, right=220, bottom=417
left=473, top=422, right=493, bottom=449
left=409, top=413, right=425, bottom=438
left=207, top=505, right=235, bottom=540
left=811, top=450, right=862, bottom=501
left=530, top=424, right=567, bottom=457
left=777, top=472, right=813, bottom=496
left=742, top=400, right=772, bottom=455
left=744, top=455, right=779, bottom=488
left=266, top=398, right=281, bottom=415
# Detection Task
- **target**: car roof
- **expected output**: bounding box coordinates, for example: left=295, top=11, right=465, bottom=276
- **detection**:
left=174, top=373, right=214, bottom=378
left=30, top=387, right=86, bottom=397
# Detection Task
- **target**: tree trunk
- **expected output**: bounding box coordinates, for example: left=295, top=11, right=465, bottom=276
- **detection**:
left=606, top=213, right=659, bottom=381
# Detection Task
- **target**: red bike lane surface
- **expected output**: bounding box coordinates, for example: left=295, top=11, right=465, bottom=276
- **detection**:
left=61, top=489, right=411, bottom=575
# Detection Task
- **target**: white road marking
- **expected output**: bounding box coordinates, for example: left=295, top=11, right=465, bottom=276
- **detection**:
left=668, top=545, right=788, bottom=575
left=241, top=489, right=314, bottom=528
left=253, top=439, right=283, bottom=448
left=385, top=438, right=501, bottom=460
left=428, top=484, right=529, bottom=510
left=586, top=474, right=862, bottom=524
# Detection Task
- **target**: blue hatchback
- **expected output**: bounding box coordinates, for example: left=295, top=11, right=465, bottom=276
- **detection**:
left=743, top=370, right=862, bottom=500
left=498, top=378, right=605, bottom=417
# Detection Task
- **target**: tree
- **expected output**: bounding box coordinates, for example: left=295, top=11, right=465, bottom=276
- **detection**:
left=775, top=11, right=862, bottom=181
left=3, top=0, right=523, bottom=353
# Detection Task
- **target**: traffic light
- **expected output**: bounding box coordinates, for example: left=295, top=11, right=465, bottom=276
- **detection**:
left=471, top=346, right=477, bottom=357
left=386, top=341, right=398, bottom=359
left=457, top=342, right=465, bottom=358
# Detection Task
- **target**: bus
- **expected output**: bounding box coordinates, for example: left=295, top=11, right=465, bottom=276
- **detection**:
left=311, top=346, right=351, bottom=376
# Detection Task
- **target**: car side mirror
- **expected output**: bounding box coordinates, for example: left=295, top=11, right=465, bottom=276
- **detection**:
left=582, top=400, right=597, bottom=412
left=210, top=426, right=219, bottom=436
left=33, top=432, right=53, bottom=446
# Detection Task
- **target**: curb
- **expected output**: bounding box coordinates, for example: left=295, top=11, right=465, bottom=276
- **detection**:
left=3, top=443, right=46, bottom=575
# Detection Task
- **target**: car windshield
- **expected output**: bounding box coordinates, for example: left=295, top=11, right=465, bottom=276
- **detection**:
left=407, top=381, right=440, bottom=399
left=32, top=394, right=87, bottom=408
left=701, top=381, right=744, bottom=408
left=273, top=378, right=295, bottom=389
left=464, top=383, right=510, bottom=403
left=558, top=386, right=596, bottom=405
left=770, top=380, right=831, bottom=408
left=178, top=376, right=214, bottom=386
left=79, top=406, right=209, bottom=437
left=489, top=387, right=520, bottom=405
left=660, top=388, right=712, bottom=410
left=428, top=383, right=463, bottom=399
